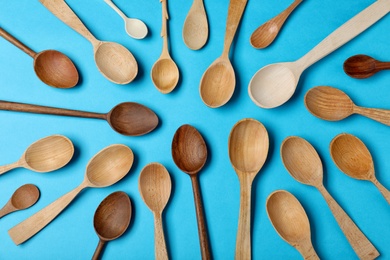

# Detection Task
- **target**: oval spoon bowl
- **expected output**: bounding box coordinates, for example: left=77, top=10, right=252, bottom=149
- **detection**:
left=151, top=58, right=179, bottom=94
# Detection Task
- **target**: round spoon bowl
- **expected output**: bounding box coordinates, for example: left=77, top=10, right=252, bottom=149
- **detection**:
left=151, top=58, right=179, bottom=94
left=125, top=18, right=148, bottom=39
left=183, top=7, right=208, bottom=50
left=343, top=55, right=378, bottom=79
left=11, top=184, right=40, bottom=210
left=250, top=21, right=279, bottom=49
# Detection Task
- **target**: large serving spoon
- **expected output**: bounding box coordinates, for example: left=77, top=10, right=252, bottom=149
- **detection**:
left=344, top=54, right=390, bottom=79
left=305, top=86, right=390, bottom=126
left=104, top=0, right=148, bottom=39
left=8, top=144, right=134, bottom=245
left=199, top=0, right=248, bottom=108
left=248, top=0, right=390, bottom=109
left=92, top=191, right=132, bottom=260
left=0, top=184, right=40, bottom=219
left=182, top=0, right=209, bottom=50
left=250, top=0, right=302, bottom=49
left=0, top=27, right=78, bottom=88
left=40, top=0, right=137, bottom=84
left=0, top=100, right=158, bottom=136
left=330, top=133, right=390, bottom=204
left=151, top=0, right=179, bottom=94
left=172, top=124, right=211, bottom=259
left=228, top=118, right=269, bottom=260
left=139, top=163, right=171, bottom=260
left=266, top=190, right=319, bottom=260
left=0, top=135, right=74, bottom=175
left=281, top=136, right=379, bottom=259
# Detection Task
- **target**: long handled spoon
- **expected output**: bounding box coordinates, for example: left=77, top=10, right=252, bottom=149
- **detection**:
left=40, top=0, right=137, bottom=84
left=92, top=191, right=132, bottom=260
left=0, top=184, right=40, bottom=219
left=139, top=163, right=171, bottom=260
left=8, top=144, right=134, bottom=245
left=330, top=133, right=390, bottom=204
left=228, top=118, right=269, bottom=260
left=266, top=190, right=319, bottom=260
left=250, top=0, right=302, bottom=49
left=0, top=100, right=158, bottom=136
left=199, top=0, right=248, bottom=108
left=0, top=27, right=78, bottom=88
left=172, top=125, right=211, bottom=259
left=249, top=0, right=390, bottom=109
left=0, top=135, right=74, bottom=175
left=344, top=54, right=390, bottom=79
left=281, top=136, right=379, bottom=259
left=305, top=86, right=390, bottom=126
left=183, top=0, right=209, bottom=50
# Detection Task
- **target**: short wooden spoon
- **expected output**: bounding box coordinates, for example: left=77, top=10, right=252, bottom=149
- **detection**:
left=344, top=54, right=390, bottom=79
left=183, top=0, right=209, bottom=50
left=330, top=133, right=390, bottom=204
left=0, top=184, right=40, bottom=219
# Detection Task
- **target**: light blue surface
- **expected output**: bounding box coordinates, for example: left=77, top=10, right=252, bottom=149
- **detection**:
left=0, top=0, right=389, bottom=259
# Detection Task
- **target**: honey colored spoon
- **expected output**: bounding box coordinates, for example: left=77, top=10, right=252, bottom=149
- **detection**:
left=172, top=125, right=211, bottom=259
left=0, top=27, right=78, bottom=88
left=344, top=54, right=390, bottom=79
left=139, top=163, right=171, bottom=260
left=305, top=86, right=390, bottom=126
left=8, top=144, right=134, bottom=245
left=92, top=191, right=132, bottom=260
left=183, top=0, right=209, bottom=50
left=250, top=0, right=302, bottom=49
left=0, top=184, right=40, bottom=219
left=229, top=118, right=269, bottom=260
left=0, top=135, right=74, bottom=175
left=281, top=136, right=379, bottom=259
left=40, top=0, right=137, bottom=84
left=330, top=133, right=390, bottom=204
left=266, top=190, right=319, bottom=260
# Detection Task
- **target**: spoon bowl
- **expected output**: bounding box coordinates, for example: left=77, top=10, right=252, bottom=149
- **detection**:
left=344, top=54, right=390, bottom=79
left=183, top=0, right=209, bottom=50
left=151, top=58, right=179, bottom=94
left=0, top=184, right=40, bottom=218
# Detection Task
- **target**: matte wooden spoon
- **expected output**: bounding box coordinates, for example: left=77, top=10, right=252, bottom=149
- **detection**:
left=266, top=190, right=319, bottom=260
left=0, top=27, right=78, bottom=88
left=0, top=100, right=158, bottom=136
left=250, top=0, right=302, bottom=49
left=8, top=144, right=134, bottom=245
left=199, top=0, right=248, bottom=108
left=40, top=0, right=137, bottom=84
left=139, top=163, right=171, bottom=260
left=305, top=86, right=390, bottom=126
left=172, top=124, right=211, bottom=259
left=0, top=184, right=40, bottom=219
left=344, top=54, right=390, bottom=79
left=0, top=135, right=74, bottom=175
left=330, top=133, right=390, bottom=204
left=281, top=136, right=379, bottom=259
left=92, top=191, right=132, bottom=260
left=182, top=0, right=209, bottom=50
left=249, top=0, right=390, bottom=109
left=229, top=118, right=269, bottom=260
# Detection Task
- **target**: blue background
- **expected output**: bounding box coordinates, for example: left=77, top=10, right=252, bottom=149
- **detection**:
left=0, top=0, right=389, bottom=259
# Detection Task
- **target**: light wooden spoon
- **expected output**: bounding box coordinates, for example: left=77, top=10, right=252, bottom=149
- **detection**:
left=183, top=0, right=209, bottom=50
left=330, top=133, right=390, bottom=204
left=281, top=136, right=379, bottom=259
left=229, top=118, right=269, bottom=260
left=0, top=184, right=40, bottom=219
left=8, top=144, right=134, bottom=245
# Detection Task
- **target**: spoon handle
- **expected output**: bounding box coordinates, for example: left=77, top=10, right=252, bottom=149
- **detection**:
left=371, top=178, right=390, bottom=204
left=354, top=106, right=390, bottom=126
left=0, top=28, right=36, bottom=58
left=0, top=161, right=21, bottom=175
left=295, top=241, right=319, bottom=260
left=92, top=239, right=106, bottom=260
left=160, top=0, right=170, bottom=58
left=103, top=0, right=127, bottom=20
left=0, top=203, right=14, bottom=219
left=154, top=213, right=168, bottom=260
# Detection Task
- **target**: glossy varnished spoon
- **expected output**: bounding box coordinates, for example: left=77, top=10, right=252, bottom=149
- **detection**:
left=330, top=133, right=390, bottom=204
left=281, top=136, right=379, bottom=259
left=229, top=118, right=269, bottom=260
left=0, top=184, right=40, bottom=219
left=139, top=163, right=171, bottom=260
left=8, top=144, right=134, bottom=245
left=183, top=0, right=209, bottom=50
left=344, top=54, right=390, bottom=79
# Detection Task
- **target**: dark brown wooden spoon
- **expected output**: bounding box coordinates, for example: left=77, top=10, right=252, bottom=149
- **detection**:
left=0, top=184, right=40, bottom=218
left=344, top=54, right=390, bottom=79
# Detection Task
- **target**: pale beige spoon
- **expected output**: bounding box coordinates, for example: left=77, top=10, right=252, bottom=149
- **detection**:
left=0, top=184, right=40, bottom=219
left=183, top=0, right=209, bottom=50
left=330, top=133, right=390, bottom=204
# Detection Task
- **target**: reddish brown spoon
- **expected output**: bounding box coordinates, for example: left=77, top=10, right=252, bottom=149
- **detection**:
left=0, top=184, right=40, bottom=218
left=344, top=54, right=390, bottom=79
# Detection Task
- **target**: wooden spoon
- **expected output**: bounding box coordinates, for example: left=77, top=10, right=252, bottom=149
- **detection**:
left=228, top=118, right=269, bottom=260
left=305, top=86, right=390, bottom=126
left=0, top=100, right=158, bottom=136
left=344, top=54, right=390, bottom=79
left=199, top=0, right=248, bottom=108
left=92, top=191, right=132, bottom=260
left=182, top=0, right=209, bottom=50
left=330, top=133, right=390, bottom=204
left=0, top=135, right=74, bottom=175
left=139, top=163, right=171, bottom=260
left=0, top=184, right=40, bottom=219
left=0, top=27, right=78, bottom=88
left=250, top=0, right=302, bottom=49
left=266, top=190, right=319, bottom=260
left=281, top=136, right=379, bottom=259
left=40, top=0, right=137, bottom=84
left=248, top=0, right=390, bottom=109
left=172, top=124, right=211, bottom=259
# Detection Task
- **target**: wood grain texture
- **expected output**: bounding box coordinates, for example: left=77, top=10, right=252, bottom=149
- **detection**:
left=0, top=27, right=36, bottom=57
left=183, top=0, right=209, bottom=50
left=343, top=54, right=390, bottom=79
left=0, top=184, right=40, bottom=219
